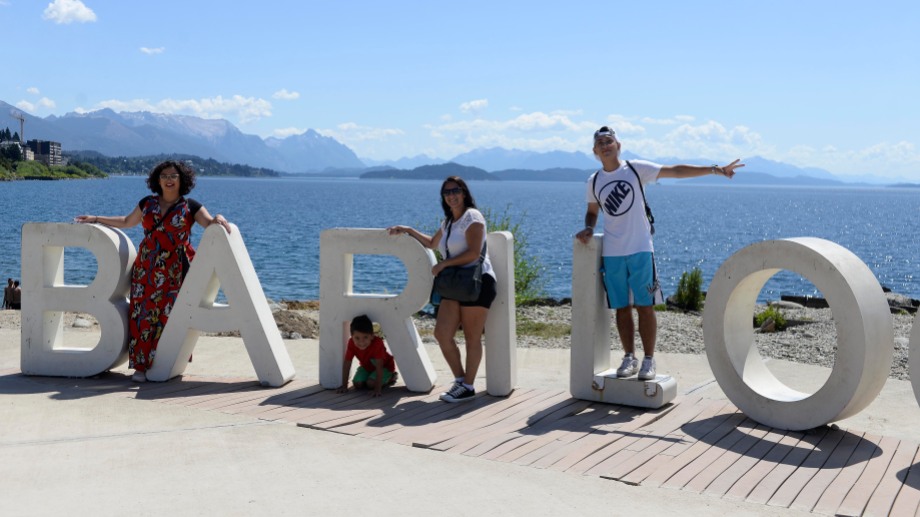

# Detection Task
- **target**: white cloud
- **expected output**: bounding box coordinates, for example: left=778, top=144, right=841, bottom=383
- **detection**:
left=782, top=141, right=920, bottom=179
left=272, top=89, right=300, bottom=101
left=319, top=122, right=404, bottom=143
left=15, top=101, right=35, bottom=113
left=459, top=99, right=488, bottom=113
left=623, top=120, right=769, bottom=161
left=436, top=111, right=594, bottom=134
left=424, top=110, right=601, bottom=157
left=90, top=95, right=273, bottom=124
left=140, top=47, right=165, bottom=55
left=42, top=0, right=97, bottom=24
left=603, top=115, right=647, bottom=136
left=26, top=87, right=40, bottom=95
left=37, top=97, right=56, bottom=109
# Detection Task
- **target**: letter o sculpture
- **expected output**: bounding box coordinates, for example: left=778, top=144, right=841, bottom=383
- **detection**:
left=908, top=312, right=920, bottom=406
left=703, top=238, right=893, bottom=431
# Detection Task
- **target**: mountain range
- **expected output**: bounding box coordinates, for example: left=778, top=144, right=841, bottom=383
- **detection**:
left=2, top=100, right=873, bottom=183
left=2, top=100, right=363, bottom=173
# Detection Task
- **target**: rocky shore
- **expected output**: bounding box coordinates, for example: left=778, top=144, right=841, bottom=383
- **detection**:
left=2, top=298, right=915, bottom=381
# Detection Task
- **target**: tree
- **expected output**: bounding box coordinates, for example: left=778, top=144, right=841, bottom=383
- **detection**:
left=0, top=144, right=22, bottom=161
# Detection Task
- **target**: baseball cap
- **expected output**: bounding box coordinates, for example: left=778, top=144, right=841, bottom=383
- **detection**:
left=593, top=126, right=616, bottom=141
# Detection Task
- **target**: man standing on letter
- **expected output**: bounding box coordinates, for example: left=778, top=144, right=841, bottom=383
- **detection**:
left=576, top=126, right=744, bottom=380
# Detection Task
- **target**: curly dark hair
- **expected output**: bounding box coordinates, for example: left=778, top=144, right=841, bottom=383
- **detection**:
left=350, top=314, right=374, bottom=335
left=146, top=160, right=196, bottom=196
left=439, top=176, right=477, bottom=221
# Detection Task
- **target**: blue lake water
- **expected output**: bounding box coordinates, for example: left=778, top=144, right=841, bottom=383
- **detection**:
left=1, top=176, right=918, bottom=302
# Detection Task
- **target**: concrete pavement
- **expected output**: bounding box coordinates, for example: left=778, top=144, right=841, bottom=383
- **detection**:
left=2, top=327, right=918, bottom=515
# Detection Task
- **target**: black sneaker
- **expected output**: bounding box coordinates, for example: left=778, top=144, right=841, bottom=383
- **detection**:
left=439, top=382, right=475, bottom=403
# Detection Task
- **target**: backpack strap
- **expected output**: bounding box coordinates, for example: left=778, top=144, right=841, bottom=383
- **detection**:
left=625, top=160, right=656, bottom=234
left=590, top=170, right=601, bottom=205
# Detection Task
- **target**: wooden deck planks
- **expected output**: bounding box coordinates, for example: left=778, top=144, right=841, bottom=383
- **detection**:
left=745, top=426, right=830, bottom=506
left=812, top=432, right=882, bottom=515
left=766, top=425, right=846, bottom=509
left=876, top=444, right=920, bottom=517
left=26, top=371, right=920, bottom=517
left=722, top=429, right=807, bottom=502
left=631, top=412, right=748, bottom=488
left=675, top=421, right=771, bottom=492
left=536, top=399, right=697, bottom=473
left=836, top=435, right=902, bottom=517
left=862, top=441, right=920, bottom=517
left=588, top=400, right=735, bottom=480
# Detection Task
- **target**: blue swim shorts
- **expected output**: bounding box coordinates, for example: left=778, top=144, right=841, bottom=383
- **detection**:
left=601, top=252, right=661, bottom=309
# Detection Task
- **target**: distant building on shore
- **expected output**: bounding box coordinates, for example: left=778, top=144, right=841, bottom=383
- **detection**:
left=26, top=140, right=62, bottom=166
left=0, top=141, right=34, bottom=161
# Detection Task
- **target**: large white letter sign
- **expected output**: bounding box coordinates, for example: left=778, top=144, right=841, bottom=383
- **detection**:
left=148, top=224, right=295, bottom=387
left=319, top=229, right=438, bottom=392
left=319, top=229, right=517, bottom=395
left=570, top=235, right=676, bottom=408
left=704, top=238, right=893, bottom=431
left=570, top=234, right=612, bottom=398
left=907, top=312, right=920, bottom=407
left=21, top=223, right=135, bottom=377
left=482, top=231, right=517, bottom=396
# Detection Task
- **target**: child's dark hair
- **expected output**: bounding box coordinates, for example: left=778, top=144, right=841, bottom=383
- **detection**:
left=350, top=315, right=374, bottom=335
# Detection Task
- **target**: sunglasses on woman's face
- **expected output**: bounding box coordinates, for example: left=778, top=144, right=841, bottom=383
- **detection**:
left=442, top=187, right=463, bottom=196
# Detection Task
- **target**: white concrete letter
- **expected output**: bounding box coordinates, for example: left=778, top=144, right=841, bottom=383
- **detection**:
left=570, top=235, right=612, bottom=399
left=20, top=223, right=134, bottom=377
left=319, top=229, right=438, bottom=392
left=569, top=235, right=675, bottom=408
left=318, top=229, right=517, bottom=395
left=907, top=311, right=920, bottom=407
left=148, top=224, right=295, bottom=387
left=483, top=231, right=516, bottom=396
left=703, top=238, right=893, bottom=430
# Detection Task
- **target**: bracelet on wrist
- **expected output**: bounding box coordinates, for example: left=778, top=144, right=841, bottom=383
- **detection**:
left=710, top=164, right=722, bottom=175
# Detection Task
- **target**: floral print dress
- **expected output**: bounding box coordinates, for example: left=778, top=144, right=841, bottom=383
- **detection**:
left=128, top=195, right=199, bottom=372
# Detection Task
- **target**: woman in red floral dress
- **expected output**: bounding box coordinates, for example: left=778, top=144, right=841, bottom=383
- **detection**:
left=76, top=160, right=231, bottom=382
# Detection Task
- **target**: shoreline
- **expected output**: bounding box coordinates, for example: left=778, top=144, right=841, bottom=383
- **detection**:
left=1, top=300, right=915, bottom=381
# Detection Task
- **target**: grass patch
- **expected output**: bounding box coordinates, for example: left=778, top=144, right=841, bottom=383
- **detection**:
left=516, top=318, right=571, bottom=339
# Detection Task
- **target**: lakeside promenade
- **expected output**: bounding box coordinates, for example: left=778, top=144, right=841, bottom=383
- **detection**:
left=3, top=327, right=920, bottom=515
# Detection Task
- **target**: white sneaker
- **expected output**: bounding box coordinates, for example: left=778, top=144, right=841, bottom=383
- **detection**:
left=638, top=357, right=656, bottom=381
left=131, top=371, right=147, bottom=383
left=616, top=355, right=638, bottom=377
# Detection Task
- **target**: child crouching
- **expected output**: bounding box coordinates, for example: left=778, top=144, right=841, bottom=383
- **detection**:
left=337, top=315, right=398, bottom=397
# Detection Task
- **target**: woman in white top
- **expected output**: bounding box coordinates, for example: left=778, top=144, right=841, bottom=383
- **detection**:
left=387, top=176, right=496, bottom=403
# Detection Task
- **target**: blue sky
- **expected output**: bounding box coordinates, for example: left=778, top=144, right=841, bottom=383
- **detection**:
left=2, top=0, right=918, bottom=179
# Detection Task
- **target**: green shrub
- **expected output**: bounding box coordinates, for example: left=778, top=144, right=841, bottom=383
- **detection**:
left=481, top=206, right=546, bottom=305
left=674, top=267, right=704, bottom=311
left=754, top=306, right=787, bottom=331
